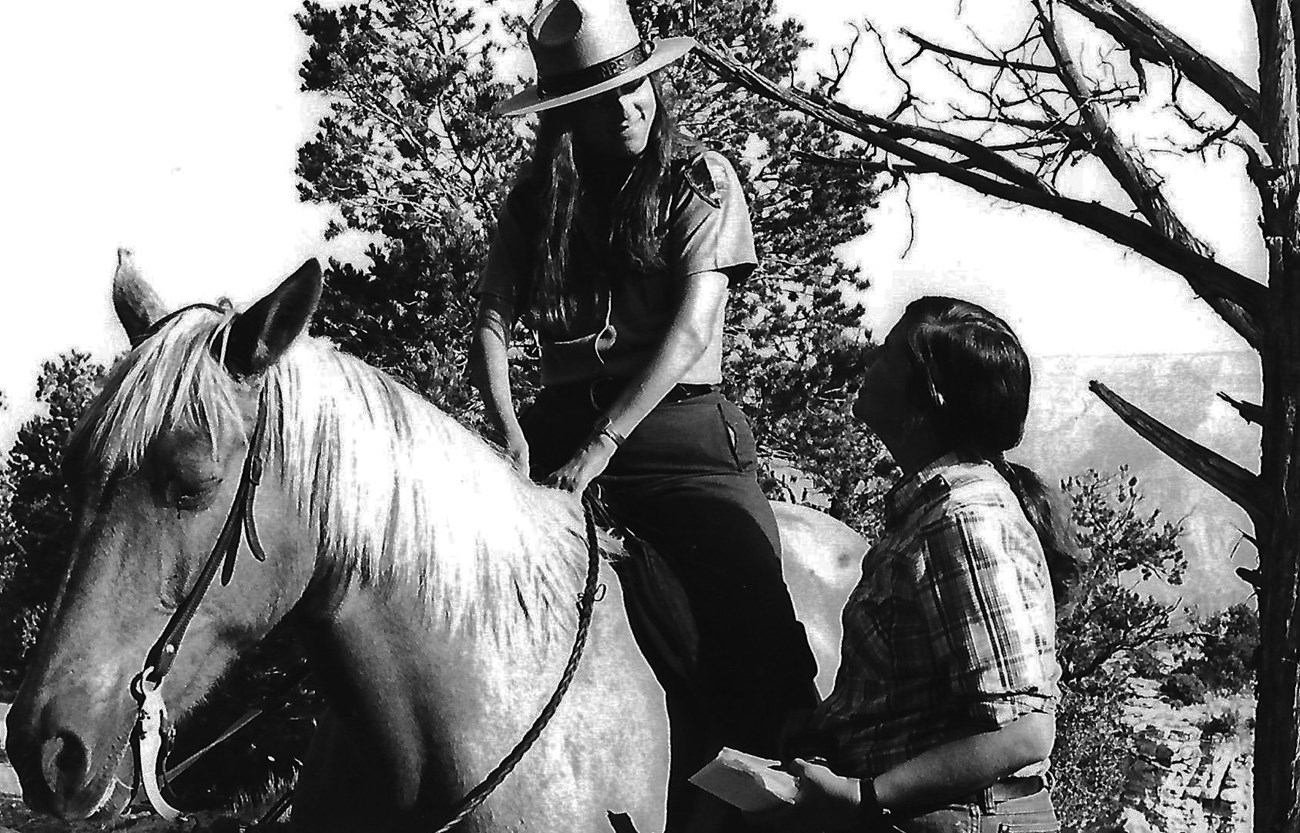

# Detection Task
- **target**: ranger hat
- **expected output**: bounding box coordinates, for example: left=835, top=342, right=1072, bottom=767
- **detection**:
left=493, top=0, right=695, bottom=117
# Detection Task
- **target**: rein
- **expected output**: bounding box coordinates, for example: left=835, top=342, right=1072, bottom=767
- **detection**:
left=126, top=379, right=606, bottom=832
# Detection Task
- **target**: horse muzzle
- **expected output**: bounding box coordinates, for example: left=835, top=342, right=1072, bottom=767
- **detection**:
left=7, top=690, right=133, bottom=819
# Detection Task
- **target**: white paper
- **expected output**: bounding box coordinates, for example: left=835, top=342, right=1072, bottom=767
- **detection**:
left=688, top=748, right=800, bottom=812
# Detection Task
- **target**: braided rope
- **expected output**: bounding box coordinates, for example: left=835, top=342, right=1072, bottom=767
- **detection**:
left=429, top=496, right=603, bottom=833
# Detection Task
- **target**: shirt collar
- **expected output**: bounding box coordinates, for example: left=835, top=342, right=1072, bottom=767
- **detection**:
left=883, top=451, right=974, bottom=530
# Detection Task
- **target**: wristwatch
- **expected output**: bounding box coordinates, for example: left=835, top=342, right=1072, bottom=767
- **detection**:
left=859, top=778, right=890, bottom=828
left=592, top=416, right=626, bottom=448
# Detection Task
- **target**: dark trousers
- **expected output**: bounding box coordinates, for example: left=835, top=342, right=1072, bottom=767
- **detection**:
left=522, top=387, right=819, bottom=830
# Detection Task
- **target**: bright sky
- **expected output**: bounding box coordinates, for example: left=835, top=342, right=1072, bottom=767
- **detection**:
left=0, top=0, right=1262, bottom=446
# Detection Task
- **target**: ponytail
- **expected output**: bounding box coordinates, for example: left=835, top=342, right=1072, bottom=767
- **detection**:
left=990, top=456, right=1080, bottom=609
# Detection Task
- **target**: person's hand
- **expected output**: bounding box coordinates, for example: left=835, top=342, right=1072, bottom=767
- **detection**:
left=545, top=434, right=617, bottom=494
left=745, top=758, right=861, bottom=832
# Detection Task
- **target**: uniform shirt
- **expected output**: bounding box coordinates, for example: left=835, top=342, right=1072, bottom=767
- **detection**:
left=808, top=453, right=1060, bottom=779
left=475, top=150, right=757, bottom=386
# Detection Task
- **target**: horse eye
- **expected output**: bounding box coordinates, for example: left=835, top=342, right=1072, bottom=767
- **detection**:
left=167, top=475, right=221, bottom=511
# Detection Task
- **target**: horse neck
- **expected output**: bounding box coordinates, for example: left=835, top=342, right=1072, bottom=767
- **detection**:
left=267, top=341, right=587, bottom=637
left=273, top=343, right=594, bottom=784
left=301, top=556, right=591, bottom=808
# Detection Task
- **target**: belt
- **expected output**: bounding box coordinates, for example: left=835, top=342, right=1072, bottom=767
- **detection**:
left=972, top=775, right=1045, bottom=805
left=547, top=378, right=717, bottom=410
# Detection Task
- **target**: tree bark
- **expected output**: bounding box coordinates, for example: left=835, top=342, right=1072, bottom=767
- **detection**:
left=1254, top=0, right=1300, bottom=829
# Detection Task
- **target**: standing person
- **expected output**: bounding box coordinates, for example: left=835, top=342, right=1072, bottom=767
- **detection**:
left=469, top=1, right=818, bottom=830
left=757, top=297, right=1077, bottom=832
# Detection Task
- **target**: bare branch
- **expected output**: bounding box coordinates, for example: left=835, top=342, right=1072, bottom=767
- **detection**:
left=952, top=113, right=1087, bottom=143
left=1061, top=0, right=1261, bottom=132
left=1036, top=2, right=1265, bottom=347
left=696, top=41, right=1267, bottom=345
left=813, top=92, right=1058, bottom=194
left=900, top=28, right=1057, bottom=73
left=1218, top=391, right=1265, bottom=426
left=818, top=23, right=864, bottom=98
left=1091, top=381, right=1264, bottom=522
left=1039, top=4, right=1204, bottom=246
left=861, top=21, right=924, bottom=120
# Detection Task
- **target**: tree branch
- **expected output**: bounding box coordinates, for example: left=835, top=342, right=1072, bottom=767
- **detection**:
left=1061, top=0, right=1261, bottom=132
left=1037, top=3, right=1264, bottom=346
left=1090, top=381, right=1264, bottom=522
left=696, top=42, right=1267, bottom=345
left=1041, top=3, right=1208, bottom=256
left=900, top=28, right=1057, bottom=73
left=1218, top=391, right=1265, bottom=426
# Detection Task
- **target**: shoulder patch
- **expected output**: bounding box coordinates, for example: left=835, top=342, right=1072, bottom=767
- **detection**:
left=684, top=152, right=727, bottom=209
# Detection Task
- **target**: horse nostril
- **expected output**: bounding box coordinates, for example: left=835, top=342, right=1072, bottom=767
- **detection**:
left=40, top=731, right=90, bottom=797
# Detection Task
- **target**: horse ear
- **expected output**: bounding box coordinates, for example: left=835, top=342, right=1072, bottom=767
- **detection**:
left=222, top=260, right=323, bottom=378
left=112, top=248, right=168, bottom=347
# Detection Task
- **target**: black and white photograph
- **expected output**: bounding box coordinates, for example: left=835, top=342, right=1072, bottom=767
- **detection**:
left=0, top=1, right=1278, bottom=831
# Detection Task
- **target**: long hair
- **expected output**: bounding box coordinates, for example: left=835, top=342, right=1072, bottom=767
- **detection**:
left=520, top=73, right=695, bottom=332
left=897, top=296, right=1080, bottom=606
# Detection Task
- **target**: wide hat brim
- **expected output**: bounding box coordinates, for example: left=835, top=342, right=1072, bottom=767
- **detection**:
left=493, top=36, right=696, bottom=117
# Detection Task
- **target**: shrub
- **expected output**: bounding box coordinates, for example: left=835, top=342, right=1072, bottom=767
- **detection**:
left=1052, top=683, right=1132, bottom=832
left=1161, top=672, right=1209, bottom=707
left=1175, top=603, right=1259, bottom=695
left=1199, top=708, right=1240, bottom=739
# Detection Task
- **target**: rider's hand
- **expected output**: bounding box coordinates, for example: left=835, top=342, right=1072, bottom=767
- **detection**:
left=745, top=758, right=862, bottom=832
left=545, top=433, right=617, bottom=494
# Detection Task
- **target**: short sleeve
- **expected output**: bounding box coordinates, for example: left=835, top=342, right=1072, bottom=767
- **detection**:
left=474, top=189, right=533, bottom=308
left=915, top=502, right=1058, bottom=729
left=665, top=151, right=758, bottom=285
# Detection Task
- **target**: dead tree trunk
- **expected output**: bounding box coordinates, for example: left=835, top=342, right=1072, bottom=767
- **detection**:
left=1255, top=1, right=1300, bottom=829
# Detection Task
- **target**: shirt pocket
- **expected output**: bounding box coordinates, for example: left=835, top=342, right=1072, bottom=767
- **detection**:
left=717, top=401, right=758, bottom=472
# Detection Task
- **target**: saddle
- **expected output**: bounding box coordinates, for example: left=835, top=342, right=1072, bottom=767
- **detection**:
left=596, top=505, right=702, bottom=703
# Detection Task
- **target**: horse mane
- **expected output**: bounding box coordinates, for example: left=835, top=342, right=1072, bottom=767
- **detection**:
left=71, top=307, right=589, bottom=646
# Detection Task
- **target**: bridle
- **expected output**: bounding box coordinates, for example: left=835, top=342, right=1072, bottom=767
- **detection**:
left=125, top=365, right=605, bottom=831
left=128, top=388, right=270, bottom=820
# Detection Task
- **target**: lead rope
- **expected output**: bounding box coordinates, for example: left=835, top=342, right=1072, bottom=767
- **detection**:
left=248, top=495, right=605, bottom=833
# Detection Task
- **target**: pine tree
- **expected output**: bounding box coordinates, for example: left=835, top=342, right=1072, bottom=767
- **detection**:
left=0, top=352, right=104, bottom=689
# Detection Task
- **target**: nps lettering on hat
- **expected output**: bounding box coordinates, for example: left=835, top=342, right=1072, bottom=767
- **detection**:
left=492, top=0, right=696, bottom=117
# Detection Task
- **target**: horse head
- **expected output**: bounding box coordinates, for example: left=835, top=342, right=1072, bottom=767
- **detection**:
left=6, top=251, right=324, bottom=819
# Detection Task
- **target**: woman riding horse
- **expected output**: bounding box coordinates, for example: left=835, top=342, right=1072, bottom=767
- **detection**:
left=470, top=1, right=818, bottom=829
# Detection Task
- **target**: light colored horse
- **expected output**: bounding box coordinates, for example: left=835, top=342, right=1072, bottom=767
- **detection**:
left=5, top=254, right=866, bottom=832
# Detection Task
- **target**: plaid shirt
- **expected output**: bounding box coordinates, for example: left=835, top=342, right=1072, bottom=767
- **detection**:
left=806, top=453, right=1059, bottom=778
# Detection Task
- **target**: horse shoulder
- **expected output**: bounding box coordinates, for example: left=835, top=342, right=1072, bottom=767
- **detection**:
left=770, top=502, right=868, bottom=694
